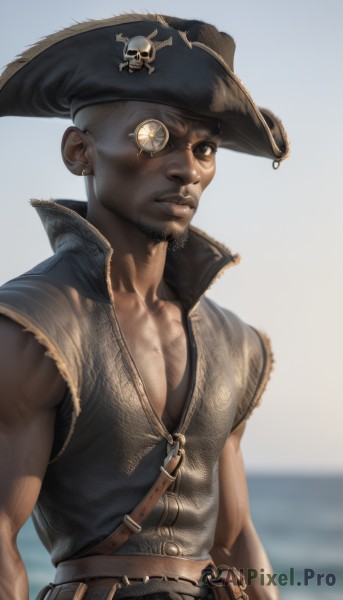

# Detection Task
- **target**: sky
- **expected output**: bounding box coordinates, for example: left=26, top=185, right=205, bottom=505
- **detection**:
left=0, top=0, right=342, bottom=474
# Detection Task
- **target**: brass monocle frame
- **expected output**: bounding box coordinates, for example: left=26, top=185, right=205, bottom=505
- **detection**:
left=129, top=119, right=169, bottom=156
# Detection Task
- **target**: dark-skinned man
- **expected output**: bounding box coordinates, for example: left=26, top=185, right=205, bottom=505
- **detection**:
left=0, top=14, right=289, bottom=600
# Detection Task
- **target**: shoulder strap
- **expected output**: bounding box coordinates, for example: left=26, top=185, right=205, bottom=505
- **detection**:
left=80, top=434, right=185, bottom=556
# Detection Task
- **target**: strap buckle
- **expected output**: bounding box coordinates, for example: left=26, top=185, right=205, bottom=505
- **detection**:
left=163, top=433, right=185, bottom=469
left=160, top=434, right=185, bottom=479
left=123, top=514, right=142, bottom=534
left=163, top=440, right=180, bottom=469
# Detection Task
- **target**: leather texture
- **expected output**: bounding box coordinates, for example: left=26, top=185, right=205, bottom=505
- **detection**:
left=82, top=437, right=185, bottom=556
left=40, top=579, right=209, bottom=600
left=43, top=582, right=88, bottom=600
left=202, top=564, right=248, bottom=600
left=211, top=588, right=248, bottom=600
left=0, top=200, right=273, bottom=567
left=54, top=555, right=210, bottom=584
left=49, top=557, right=246, bottom=599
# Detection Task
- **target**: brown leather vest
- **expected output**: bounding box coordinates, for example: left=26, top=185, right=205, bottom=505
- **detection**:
left=0, top=200, right=272, bottom=566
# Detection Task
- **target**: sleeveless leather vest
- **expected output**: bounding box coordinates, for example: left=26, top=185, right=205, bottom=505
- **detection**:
left=0, top=200, right=272, bottom=566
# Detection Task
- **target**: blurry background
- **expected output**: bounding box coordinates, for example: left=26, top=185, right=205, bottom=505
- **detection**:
left=1, top=1, right=342, bottom=598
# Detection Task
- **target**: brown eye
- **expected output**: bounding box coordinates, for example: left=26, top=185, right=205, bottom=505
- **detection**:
left=194, top=142, right=217, bottom=158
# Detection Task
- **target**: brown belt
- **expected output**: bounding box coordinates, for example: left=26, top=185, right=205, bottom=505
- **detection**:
left=54, top=555, right=211, bottom=585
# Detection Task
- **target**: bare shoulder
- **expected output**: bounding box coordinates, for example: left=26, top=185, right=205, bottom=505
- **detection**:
left=225, top=420, right=246, bottom=451
left=0, top=316, right=66, bottom=426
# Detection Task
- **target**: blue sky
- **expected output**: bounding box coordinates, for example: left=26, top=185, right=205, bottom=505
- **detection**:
left=1, top=0, right=342, bottom=473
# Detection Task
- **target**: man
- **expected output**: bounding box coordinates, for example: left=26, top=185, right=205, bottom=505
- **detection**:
left=0, top=13, right=289, bottom=600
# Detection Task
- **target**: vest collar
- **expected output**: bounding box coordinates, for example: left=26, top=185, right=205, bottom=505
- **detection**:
left=32, top=199, right=240, bottom=310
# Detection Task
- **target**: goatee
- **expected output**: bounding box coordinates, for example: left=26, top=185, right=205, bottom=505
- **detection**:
left=137, top=221, right=189, bottom=252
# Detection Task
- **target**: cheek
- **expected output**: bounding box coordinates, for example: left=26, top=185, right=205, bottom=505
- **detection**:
left=96, top=143, right=139, bottom=175
left=93, top=146, right=147, bottom=194
left=92, top=143, right=160, bottom=202
left=200, top=161, right=216, bottom=191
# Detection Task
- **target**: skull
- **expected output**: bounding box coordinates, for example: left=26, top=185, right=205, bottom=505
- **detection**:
left=123, top=36, right=156, bottom=72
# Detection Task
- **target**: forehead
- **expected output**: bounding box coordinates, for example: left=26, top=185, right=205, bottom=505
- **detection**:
left=83, top=100, right=221, bottom=137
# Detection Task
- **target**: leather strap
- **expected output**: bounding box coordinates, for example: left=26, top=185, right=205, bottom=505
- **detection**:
left=54, top=555, right=210, bottom=584
left=82, top=435, right=185, bottom=556
left=201, top=564, right=249, bottom=600
left=35, top=584, right=54, bottom=600
left=211, top=588, right=248, bottom=600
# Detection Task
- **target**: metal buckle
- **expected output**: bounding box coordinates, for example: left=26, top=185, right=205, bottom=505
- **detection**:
left=163, top=439, right=180, bottom=469
left=123, top=514, right=142, bottom=534
left=163, top=433, right=185, bottom=469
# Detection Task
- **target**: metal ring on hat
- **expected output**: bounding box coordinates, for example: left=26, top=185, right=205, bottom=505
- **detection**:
left=129, top=119, right=169, bottom=155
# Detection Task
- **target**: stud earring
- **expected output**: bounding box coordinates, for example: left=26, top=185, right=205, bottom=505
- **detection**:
left=81, top=169, right=88, bottom=176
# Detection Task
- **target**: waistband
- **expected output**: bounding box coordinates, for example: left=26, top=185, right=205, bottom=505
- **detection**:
left=54, top=555, right=211, bottom=585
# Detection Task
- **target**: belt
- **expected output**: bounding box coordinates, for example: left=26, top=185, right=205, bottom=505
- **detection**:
left=54, top=555, right=211, bottom=585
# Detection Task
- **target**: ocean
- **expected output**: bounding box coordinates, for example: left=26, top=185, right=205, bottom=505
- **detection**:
left=18, top=474, right=343, bottom=600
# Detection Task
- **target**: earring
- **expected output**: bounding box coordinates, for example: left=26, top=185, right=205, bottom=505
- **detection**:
left=81, top=169, right=88, bottom=176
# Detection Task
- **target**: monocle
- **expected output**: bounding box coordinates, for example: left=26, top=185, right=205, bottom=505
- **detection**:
left=129, top=119, right=169, bottom=155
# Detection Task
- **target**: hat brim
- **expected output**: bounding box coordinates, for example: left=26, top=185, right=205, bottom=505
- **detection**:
left=0, top=14, right=289, bottom=164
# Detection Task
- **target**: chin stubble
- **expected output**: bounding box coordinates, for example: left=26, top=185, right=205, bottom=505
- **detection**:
left=136, top=221, right=189, bottom=252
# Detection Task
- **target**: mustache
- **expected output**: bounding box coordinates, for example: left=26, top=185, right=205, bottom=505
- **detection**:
left=155, top=188, right=199, bottom=209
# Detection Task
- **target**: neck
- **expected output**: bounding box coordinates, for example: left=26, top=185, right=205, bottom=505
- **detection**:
left=86, top=204, right=175, bottom=304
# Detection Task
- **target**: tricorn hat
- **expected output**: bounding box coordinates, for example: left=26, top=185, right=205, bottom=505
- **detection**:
left=0, top=14, right=289, bottom=165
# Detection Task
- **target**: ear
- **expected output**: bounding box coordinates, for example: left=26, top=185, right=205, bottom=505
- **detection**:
left=61, top=127, right=93, bottom=176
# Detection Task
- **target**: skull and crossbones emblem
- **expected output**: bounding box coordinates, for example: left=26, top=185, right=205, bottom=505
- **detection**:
left=116, top=29, right=173, bottom=74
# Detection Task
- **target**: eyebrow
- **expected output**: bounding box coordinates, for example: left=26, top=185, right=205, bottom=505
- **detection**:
left=211, top=123, right=222, bottom=137
left=190, top=122, right=222, bottom=139
left=167, top=118, right=222, bottom=139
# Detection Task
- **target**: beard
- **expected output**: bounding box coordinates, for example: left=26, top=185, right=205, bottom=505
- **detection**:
left=136, top=220, right=189, bottom=252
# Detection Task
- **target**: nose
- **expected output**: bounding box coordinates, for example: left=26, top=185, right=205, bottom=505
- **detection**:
left=165, top=148, right=200, bottom=186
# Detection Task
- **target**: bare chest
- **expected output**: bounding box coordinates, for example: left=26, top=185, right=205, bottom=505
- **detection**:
left=114, top=296, right=191, bottom=432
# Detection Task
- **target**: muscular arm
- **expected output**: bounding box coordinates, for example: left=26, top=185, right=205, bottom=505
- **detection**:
left=210, top=422, right=279, bottom=600
left=0, top=317, right=66, bottom=600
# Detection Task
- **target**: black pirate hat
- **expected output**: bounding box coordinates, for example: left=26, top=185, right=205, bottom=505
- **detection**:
left=0, top=14, right=289, bottom=165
